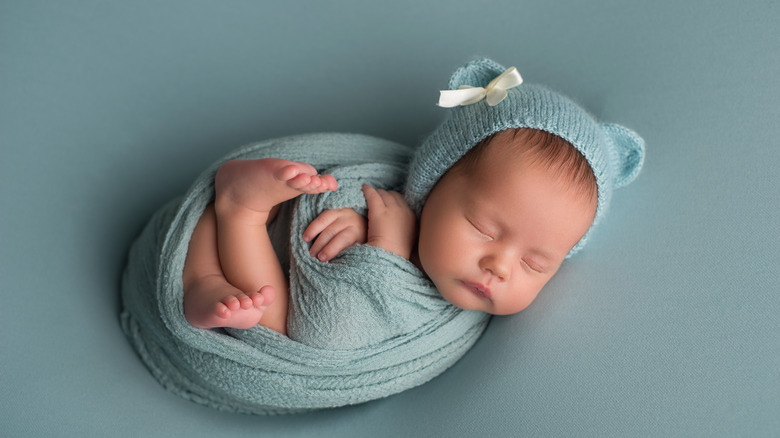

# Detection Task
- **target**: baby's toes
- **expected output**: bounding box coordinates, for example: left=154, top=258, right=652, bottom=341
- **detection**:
left=276, top=163, right=302, bottom=181
left=255, top=285, right=276, bottom=308
left=214, top=301, right=230, bottom=318
left=299, top=162, right=318, bottom=177
left=321, top=174, right=338, bottom=191
left=307, top=175, right=336, bottom=193
left=302, top=176, right=324, bottom=191
left=287, top=173, right=313, bottom=190
left=221, top=295, right=241, bottom=311
left=247, top=290, right=265, bottom=308
left=235, top=293, right=253, bottom=309
left=278, top=162, right=316, bottom=182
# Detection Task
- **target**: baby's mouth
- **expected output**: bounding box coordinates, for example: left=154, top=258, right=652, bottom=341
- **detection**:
left=460, top=280, right=492, bottom=299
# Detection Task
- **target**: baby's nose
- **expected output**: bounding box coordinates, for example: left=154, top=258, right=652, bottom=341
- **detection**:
left=480, top=253, right=511, bottom=281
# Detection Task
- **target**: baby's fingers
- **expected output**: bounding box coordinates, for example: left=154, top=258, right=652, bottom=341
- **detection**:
left=363, top=184, right=402, bottom=208
left=362, top=184, right=383, bottom=209
left=380, top=189, right=407, bottom=207
left=310, top=228, right=361, bottom=262
left=363, top=184, right=411, bottom=212
left=303, top=210, right=339, bottom=242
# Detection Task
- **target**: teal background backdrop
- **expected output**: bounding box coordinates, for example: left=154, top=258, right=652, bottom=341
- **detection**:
left=2, top=0, right=778, bottom=436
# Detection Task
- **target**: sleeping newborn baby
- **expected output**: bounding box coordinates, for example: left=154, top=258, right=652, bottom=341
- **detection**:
left=120, top=58, right=645, bottom=412
left=181, top=59, right=645, bottom=341
left=183, top=129, right=597, bottom=333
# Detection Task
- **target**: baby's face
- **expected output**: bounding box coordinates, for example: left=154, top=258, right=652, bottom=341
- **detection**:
left=417, top=136, right=597, bottom=315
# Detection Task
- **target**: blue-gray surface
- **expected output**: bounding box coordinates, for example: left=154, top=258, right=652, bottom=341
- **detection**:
left=2, top=0, right=778, bottom=436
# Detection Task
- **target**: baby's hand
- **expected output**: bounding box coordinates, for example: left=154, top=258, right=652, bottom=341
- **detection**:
left=303, top=208, right=367, bottom=262
left=361, top=184, right=417, bottom=260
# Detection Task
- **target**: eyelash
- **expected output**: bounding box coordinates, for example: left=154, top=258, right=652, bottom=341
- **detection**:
left=521, top=258, right=543, bottom=273
left=467, top=218, right=493, bottom=240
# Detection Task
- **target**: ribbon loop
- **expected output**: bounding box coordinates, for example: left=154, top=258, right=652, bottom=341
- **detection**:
left=437, top=67, right=523, bottom=108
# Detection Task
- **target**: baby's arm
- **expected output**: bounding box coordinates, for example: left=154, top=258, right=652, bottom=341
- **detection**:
left=361, top=184, right=417, bottom=260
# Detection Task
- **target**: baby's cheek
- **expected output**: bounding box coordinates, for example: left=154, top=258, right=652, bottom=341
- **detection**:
left=419, top=246, right=453, bottom=286
left=422, top=236, right=451, bottom=269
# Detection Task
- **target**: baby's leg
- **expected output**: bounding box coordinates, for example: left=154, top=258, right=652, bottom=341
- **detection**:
left=213, top=158, right=337, bottom=333
left=183, top=204, right=275, bottom=330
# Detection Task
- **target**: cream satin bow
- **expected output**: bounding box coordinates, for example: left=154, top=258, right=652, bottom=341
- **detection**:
left=437, top=66, right=523, bottom=107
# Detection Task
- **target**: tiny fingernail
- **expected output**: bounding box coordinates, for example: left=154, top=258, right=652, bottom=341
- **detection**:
left=318, top=253, right=327, bottom=261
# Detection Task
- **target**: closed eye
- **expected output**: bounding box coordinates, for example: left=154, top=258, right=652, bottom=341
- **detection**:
left=521, top=258, right=544, bottom=273
left=467, top=218, right=493, bottom=241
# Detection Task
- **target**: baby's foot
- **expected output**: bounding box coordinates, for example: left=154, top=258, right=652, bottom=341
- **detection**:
left=215, top=158, right=337, bottom=219
left=184, top=278, right=276, bottom=330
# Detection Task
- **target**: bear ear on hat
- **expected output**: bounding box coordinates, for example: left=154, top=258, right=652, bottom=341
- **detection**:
left=447, top=58, right=507, bottom=90
left=601, top=123, right=646, bottom=189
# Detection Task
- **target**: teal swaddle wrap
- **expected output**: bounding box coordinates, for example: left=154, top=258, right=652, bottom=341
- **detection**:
left=120, top=133, right=490, bottom=414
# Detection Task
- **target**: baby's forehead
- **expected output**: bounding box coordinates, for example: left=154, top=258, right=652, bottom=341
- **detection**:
left=464, top=133, right=529, bottom=170
left=483, top=129, right=597, bottom=197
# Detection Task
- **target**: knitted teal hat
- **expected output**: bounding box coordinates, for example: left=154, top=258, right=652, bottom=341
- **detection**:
left=405, top=58, right=645, bottom=256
